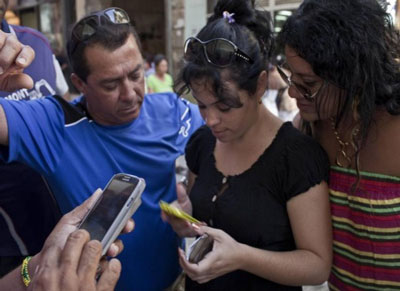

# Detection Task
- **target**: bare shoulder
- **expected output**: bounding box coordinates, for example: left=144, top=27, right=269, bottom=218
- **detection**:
left=362, top=112, right=400, bottom=177
left=375, top=112, right=400, bottom=148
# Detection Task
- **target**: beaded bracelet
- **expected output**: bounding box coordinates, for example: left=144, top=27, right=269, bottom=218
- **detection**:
left=21, top=256, right=32, bottom=287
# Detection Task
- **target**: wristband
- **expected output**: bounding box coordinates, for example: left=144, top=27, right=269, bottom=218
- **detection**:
left=21, top=256, right=32, bottom=287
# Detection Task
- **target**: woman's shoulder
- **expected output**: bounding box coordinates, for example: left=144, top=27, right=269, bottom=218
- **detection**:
left=270, top=123, right=330, bottom=200
left=275, top=122, right=329, bottom=168
left=185, top=126, right=214, bottom=175
left=277, top=122, right=324, bottom=151
left=186, top=126, right=214, bottom=153
left=362, top=112, right=400, bottom=176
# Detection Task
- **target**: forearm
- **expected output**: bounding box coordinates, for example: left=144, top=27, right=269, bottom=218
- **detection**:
left=0, top=254, right=40, bottom=290
left=0, top=105, right=9, bottom=145
left=238, top=243, right=331, bottom=286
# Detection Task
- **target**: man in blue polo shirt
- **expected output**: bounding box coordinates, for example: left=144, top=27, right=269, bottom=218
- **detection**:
left=0, top=0, right=69, bottom=277
left=0, top=7, right=203, bottom=290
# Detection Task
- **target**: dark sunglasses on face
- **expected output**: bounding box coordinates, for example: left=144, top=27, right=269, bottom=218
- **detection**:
left=276, top=65, right=326, bottom=102
left=68, top=7, right=130, bottom=57
left=184, top=37, right=254, bottom=68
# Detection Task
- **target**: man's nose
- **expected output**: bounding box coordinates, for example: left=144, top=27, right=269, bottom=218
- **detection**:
left=120, top=79, right=136, bottom=102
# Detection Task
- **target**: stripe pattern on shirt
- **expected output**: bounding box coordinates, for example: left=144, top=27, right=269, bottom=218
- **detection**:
left=328, top=166, right=400, bottom=291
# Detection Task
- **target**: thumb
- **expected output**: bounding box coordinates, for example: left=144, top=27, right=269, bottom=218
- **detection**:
left=198, top=225, right=221, bottom=240
left=0, top=73, right=33, bottom=92
left=65, top=188, right=103, bottom=222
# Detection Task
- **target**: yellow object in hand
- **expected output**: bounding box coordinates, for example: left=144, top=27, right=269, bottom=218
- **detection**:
left=159, top=200, right=200, bottom=224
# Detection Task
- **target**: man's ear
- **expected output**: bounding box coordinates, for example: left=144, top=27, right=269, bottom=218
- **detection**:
left=70, top=73, right=86, bottom=94
left=256, top=70, right=268, bottom=99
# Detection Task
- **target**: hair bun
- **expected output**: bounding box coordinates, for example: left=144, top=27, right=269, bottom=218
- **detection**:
left=209, top=0, right=255, bottom=25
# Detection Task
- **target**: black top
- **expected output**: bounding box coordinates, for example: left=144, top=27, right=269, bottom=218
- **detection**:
left=185, top=123, right=330, bottom=291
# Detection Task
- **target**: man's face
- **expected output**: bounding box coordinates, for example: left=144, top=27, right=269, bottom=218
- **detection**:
left=0, top=0, right=8, bottom=22
left=80, top=34, right=146, bottom=126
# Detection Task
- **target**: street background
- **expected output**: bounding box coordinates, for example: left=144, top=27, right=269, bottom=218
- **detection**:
left=5, top=0, right=400, bottom=97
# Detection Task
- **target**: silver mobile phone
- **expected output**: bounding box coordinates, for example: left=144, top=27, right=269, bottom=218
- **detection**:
left=186, top=234, right=214, bottom=263
left=79, top=173, right=145, bottom=256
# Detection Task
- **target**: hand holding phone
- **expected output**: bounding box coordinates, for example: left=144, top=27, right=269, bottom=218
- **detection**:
left=79, top=173, right=145, bottom=256
left=186, top=234, right=214, bottom=263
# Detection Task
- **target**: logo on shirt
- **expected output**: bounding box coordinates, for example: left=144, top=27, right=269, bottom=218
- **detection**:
left=4, top=79, right=56, bottom=101
left=179, top=106, right=192, bottom=137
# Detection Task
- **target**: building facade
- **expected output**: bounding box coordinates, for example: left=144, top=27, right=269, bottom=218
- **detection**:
left=9, top=0, right=400, bottom=79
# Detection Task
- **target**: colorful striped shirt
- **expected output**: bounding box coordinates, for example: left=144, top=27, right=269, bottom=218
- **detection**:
left=328, top=166, right=400, bottom=290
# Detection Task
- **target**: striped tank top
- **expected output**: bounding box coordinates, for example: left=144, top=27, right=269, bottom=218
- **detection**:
left=328, top=166, right=400, bottom=290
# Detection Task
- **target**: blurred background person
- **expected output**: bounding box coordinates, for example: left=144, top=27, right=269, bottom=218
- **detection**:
left=147, top=53, right=174, bottom=93
left=143, top=52, right=155, bottom=78
left=262, top=57, right=298, bottom=122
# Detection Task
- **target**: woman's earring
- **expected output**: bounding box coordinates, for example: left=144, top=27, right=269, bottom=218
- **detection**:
left=258, top=99, right=262, bottom=104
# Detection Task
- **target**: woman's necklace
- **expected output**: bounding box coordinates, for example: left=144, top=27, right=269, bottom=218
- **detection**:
left=330, top=117, right=359, bottom=168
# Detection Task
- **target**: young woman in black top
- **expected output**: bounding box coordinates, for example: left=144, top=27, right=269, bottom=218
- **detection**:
left=163, top=0, right=332, bottom=289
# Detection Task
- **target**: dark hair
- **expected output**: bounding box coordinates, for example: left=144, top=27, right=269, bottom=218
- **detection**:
left=67, top=23, right=141, bottom=82
left=176, top=0, right=273, bottom=107
left=143, top=52, right=154, bottom=65
left=153, top=54, right=167, bottom=67
left=278, top=0, right=400, bottom=144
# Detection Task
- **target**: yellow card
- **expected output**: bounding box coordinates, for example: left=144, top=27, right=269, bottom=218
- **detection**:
left=159, top=200, right=200, bottom=224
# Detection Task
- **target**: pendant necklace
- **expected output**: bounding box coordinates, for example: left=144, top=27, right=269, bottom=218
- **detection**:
left=330, top=117, right=359, bottom=168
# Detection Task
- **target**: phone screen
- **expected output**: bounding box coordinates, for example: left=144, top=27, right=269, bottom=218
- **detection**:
left=80, top=178, right=139, bottom=241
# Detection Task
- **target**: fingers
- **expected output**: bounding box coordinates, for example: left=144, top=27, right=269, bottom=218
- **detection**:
left=197, top=225, right=221, bottom=238
left=165, top=214, right=197, bottom=237
left=77, top=239, right=102, bottom=283
left=97, top=258, right=121, bottom=291
left=64, top=188, right=103, bottom=225
left=31, top=230, right=116, bottom=291
left=16, top=44, right=35, bottom=68
left=0, top=31, right=34, bottom=73
left=106, top=239, right=124, bottom=257
left=160, top=209, right=168, bottom=222
left=121, top=218, right=134, bottom=234
left=32, top=230, right=92, bottom=291
left=60, top=230, right=91, bottom=276
left=5, top=73, right=33, bottom=91
left=178, top=248, right=213, bottom=284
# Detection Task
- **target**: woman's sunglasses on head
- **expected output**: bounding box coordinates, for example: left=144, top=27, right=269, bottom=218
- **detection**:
left=184, top=37, right=254, bottom=68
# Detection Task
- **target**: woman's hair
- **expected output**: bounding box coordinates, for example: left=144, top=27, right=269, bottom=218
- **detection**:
left=278, top=0, right=400, bottom=144
left=153, top=54, right=167, bottom=67
left=175, top=0, right=273, bottom=107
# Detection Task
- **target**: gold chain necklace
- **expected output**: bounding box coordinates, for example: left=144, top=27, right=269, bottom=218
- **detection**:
left=330, top=118, right=359, bottom=168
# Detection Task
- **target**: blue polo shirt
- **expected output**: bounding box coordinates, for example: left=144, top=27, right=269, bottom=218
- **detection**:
left=0, top=92, right=204, bottom=290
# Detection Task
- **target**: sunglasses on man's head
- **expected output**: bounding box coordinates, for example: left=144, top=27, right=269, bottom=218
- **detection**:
left=184, top=37, right=254, bottom=68
left=68, top=7, right=130, bottom=57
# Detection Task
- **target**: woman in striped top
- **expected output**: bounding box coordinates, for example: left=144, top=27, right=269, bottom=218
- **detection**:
left=278, top=0, right=400, bottom=290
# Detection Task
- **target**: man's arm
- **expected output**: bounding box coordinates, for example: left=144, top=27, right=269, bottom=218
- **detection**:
left=0, top=189, right=134, bottom=291
left=0, top=30, right=35, bottom=145
left=0, top=105, right=8, bottom=145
